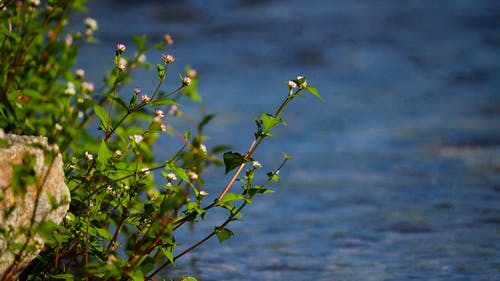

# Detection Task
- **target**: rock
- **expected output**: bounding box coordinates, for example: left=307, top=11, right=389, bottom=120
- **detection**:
left=0, top=133, right=70, bottom=280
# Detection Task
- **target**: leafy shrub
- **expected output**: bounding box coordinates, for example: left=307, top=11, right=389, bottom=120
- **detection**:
left=0, top=0, right=321, bottom=280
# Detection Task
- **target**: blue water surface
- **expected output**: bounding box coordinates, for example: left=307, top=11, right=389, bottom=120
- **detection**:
left=77, top=0, right=500, bottom=280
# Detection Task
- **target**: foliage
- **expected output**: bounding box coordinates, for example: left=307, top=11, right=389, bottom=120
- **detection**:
left=0, top=0, right=322, bottom=280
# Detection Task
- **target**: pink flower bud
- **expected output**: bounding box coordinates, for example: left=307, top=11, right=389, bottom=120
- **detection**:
left=161, top=54, right=175, bottom=64
left=182, top=76, right=192, bottom=86
left=116, top=43, right=126, bottom=52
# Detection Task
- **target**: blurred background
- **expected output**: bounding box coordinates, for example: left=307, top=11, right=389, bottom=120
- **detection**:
left=75, top=0, right=500, bottom=280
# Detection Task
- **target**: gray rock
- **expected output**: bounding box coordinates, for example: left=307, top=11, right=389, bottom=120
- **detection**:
left=0, top=133, right=70, bottom=280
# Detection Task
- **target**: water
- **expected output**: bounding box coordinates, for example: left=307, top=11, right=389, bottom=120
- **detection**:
left=76, top=0, right=500, bottom=280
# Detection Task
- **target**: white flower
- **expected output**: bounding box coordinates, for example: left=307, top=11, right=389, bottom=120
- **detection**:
left=141, top=94, right=150, bottom=103
left=287, top=80, right=297, bottom=89
left=160, top=123, right=167, bottom=132
left=85, top=151, right=94, bottom=161
left=134, top=87, right=141, bottom=94
left=166, top=173, right=177, bottom=182
left=29, top=0, right=40, bottom=6
left=55, top=123, right=63, bottom=131
left=199, top=190, right=209, bottom=197
left=188, top=171, right=198, bottom=180
left=137, top=53, right=146, bottom=63
left=199, top=144, right=207, bottom=154
left=82, top=82, right=94, bottom=93
left=64, top=34, right=73, bottom=46
left=252, top=161, right=262, bottom=169
left=65, top=82, right=76, bottom=95
left=115, top=150, right=122, bottom=156
left=84, top=17, right=98, bottom=31
left=75, top=68, right=85, bottom=79
left=168, top=105, right=179, bottom=116
left=296, top=75, right=308, bottom=89
left=117, top=63, right=126, bottom=71
left=141, top=167, right=151, bottom=175
left=131, top=134, right=144, bottom=144
left=155, top=109, right=165, bottom=119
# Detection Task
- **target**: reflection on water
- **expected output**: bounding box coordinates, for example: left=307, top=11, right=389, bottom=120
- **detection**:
left=79, top=0, right=500, bottom=280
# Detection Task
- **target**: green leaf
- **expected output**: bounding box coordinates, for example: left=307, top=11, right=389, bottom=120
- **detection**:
left=260, top=113, right=284, bottom=133
left=35, top=220, right=59, bottom=244
left=217, top=193, right=245, bottom=205
left=184, top=128, right=191, bottom=140
left=198, top=114, right=215, bottom=132
left=98, top=228, right=113, bottom=240
left=51, top=273, right=75, bottom=280
left=128, top=269, right=144, bottom=281
left=161, top=247, right=175, bottom=265
left=248, top=187, right=274, bottom=196
left=181, top=278, right=198, bottom=281
left=214, top=227, right=234, bottom=243
left=267, top=172, right=281, bottom=182
left=108, top=95, right=128, bottom=111
left=304, top=86, right=324, bottom=102
left=129, top=93, right=138, bottom=108
left=223, top=152, right=245, bottom=174
left=97, top=140, right=113, bottom=165
left=281, top=152, right=294, bottom=160
left=157, top=64, right=166, bottom=79
left=132, top=35, right=147, bottom=52
left=93, top=104, right=110, bottom=130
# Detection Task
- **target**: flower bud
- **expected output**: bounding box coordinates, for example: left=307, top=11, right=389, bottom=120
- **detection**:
left=161, top=54, right=175, bottom=64
left=116, top=43, right=126, bottom=53
left=164, top=34, right=174, bottom=45
left=182, top=76, right=192, bottom=86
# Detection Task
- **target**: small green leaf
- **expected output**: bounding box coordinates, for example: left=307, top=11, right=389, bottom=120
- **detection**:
left=161, top=247, right=175, bottom=265
left=223, top=152, right=245, bottom=174
left=132, top=34, right=147, bottom=52
left=93, top=227, right=113, bottom=240
left=157, top=64, right=166, bottom=79
left=128, top=269, right=144, bottom=281
left=217, top=193, right=245, bottom=205
left=260, top=113, right=283, bottom=133
left=181, top=278, right=198, bottom=281
left=281, top=152, right=294, bottom=160
left=198, top=114, right=215, bottom=132
left=214, top=227, right=234, bottom=243
left=184, top=128, right=191, bottom=140
left=97, top=140, right=113, bottom=165
left=107, top=95, right=128, bottom=110
left=129, top=94, right=138, bottom=108
left=93, top=104, right=110, bottom=130
left=304, top=86, right=324, bottom=102
left=267, top=172, right=280, bottom=182
left=48, top=274, right=74, bottom=280
left=35, top=220, right=59, bottom=244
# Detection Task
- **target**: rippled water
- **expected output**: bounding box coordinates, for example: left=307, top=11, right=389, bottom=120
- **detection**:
left=77, top=0, right=500, bottom=280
